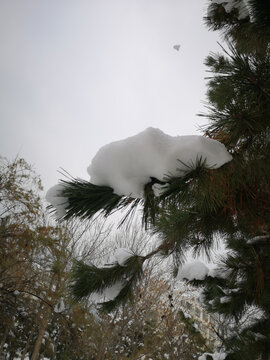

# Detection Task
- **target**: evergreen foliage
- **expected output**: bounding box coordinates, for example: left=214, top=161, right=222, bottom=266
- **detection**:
left=51, top=177, right=161, bottom=227
left=59, top=178, right=137, bottom=221
left=71, top=255, right=144, bottom=312
left=205, top=0, right=270, bottom=53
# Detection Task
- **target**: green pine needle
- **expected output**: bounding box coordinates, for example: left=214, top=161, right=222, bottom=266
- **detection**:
left=47, top=178, right=144, bottom=224
left=70, top=255, right=144, bottom=311
left=61, top=179, right=130, bottom=220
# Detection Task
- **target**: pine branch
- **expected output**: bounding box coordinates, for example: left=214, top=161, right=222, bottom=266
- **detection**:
left=49, top=177, right=164, bottom=228
left=61, top=179, right=133, bottom=220
left=70, top=243, right=173, bottom=312
left=70, top=255, right=144, bottom=310
left=160, top=156, right=229, bottom=216
left=142, top=177, right=164, bottom=227
left=99, top=273, right=137, bottom=312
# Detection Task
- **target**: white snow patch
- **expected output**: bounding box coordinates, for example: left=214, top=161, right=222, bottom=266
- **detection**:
left=208, top=267, right=229, bottom=279
left=101, top=282, right=125, bottom=301
left=198, top=352, right=227, bottom=360
left=46, top=183, right=69, bottom=219
left=177, top=261, right=209, bottom=281
left=220, top=296, right=231, bottom=304
left=54, top=299, right=65, bottom=313
left=90, top=281, right=125, bottom=303
left=252, top=332, right=267, bottom=341
left=247, top=235, right=269, bottom=244
left=152, top=183, right=166, bottom=197
left=88, top=128, right=232, bottom=198
left=113, top=248, right=134, bottom=266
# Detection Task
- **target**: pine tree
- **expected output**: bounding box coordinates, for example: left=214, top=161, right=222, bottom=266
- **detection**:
left=160, top=1, right=270, bottom=358
left=48, top=2, right=270, bottom=359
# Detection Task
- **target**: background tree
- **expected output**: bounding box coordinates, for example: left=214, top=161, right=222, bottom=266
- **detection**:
left=0, top=157, right=109, bottom=359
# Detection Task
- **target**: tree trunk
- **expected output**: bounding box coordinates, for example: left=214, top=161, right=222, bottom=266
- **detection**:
left=21, top=326, right=35, bottom=360
left=30, top=272, right=61, bottom=360
left=0, top=320, right=13, bottom=355
left=30, top=307, right=51, bottom=360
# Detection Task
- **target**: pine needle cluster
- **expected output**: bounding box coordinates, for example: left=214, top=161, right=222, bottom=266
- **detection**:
left=70, top=255, right=144, bottom=312
left=59, top=178, right=137, bottom=221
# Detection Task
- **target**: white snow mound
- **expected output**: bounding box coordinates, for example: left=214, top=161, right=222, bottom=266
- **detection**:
left=45, top=184, right=69, bottom=219
left=113, top=248, right=134, bottom=266
left=177, top=261, right=209, bottom=281
left=90, top=281, right=125, bottom=302
left=88, top=127, right=232, bottom=198
left=198, top=352, right=227, bottom=360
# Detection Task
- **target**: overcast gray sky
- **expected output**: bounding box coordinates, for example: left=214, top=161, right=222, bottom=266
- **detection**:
left=0, top=0, right=222, bottom=194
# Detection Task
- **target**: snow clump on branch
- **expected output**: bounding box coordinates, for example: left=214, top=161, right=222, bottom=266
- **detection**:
left=177, top=261, right=210, bottom=281
left=88, top=127, right=232, bottom=198
left=46, top=183, right=69, bottom=219
left=45, top=127, right=232, bottom=218
left=113, top=248, right=134, bottom=266
left=198, top=352, right=227, bottom=360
